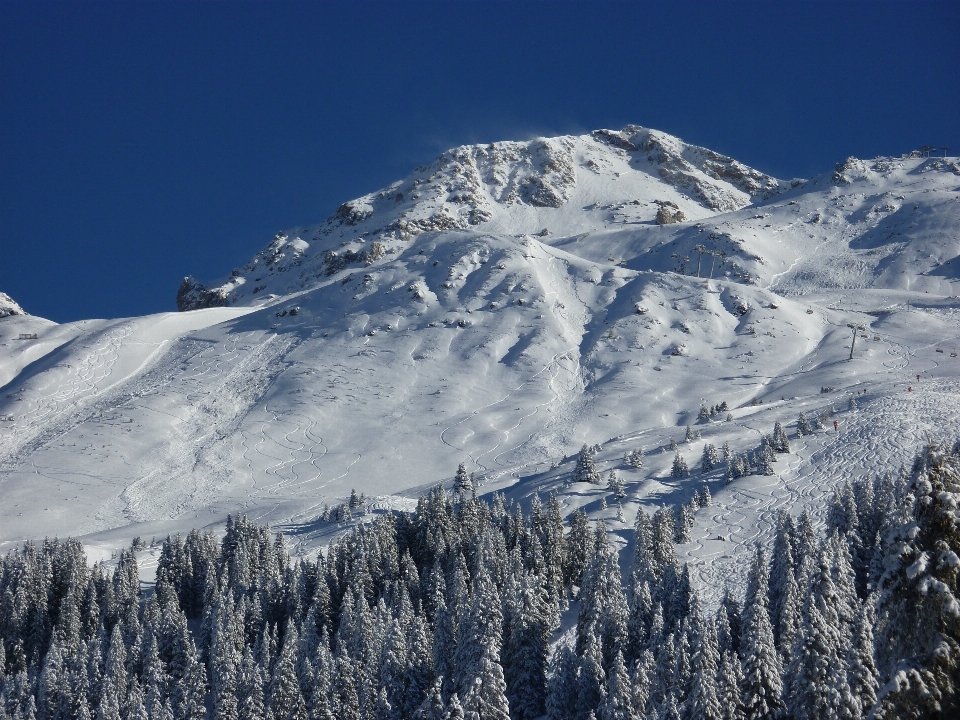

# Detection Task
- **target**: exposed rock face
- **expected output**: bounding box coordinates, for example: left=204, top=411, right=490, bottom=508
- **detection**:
left=655, top=200, right=686, bottom=225
left=591, top=129, right=638, bottom=152
left=176, top=277, right=230, bottom=312
left=833, top=156, right=869, bottom=185
left=0, top=292, right=26, bottom=318
left=656, top=206, right=686, bottom=225
left=628, top=127, right=783, bottom=211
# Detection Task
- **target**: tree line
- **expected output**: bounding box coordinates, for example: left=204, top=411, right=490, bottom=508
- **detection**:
left=0, top=441, right=957, bottom=719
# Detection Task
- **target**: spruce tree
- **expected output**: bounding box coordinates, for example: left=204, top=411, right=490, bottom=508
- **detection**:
left=577, top=631, right=606, bottom=720
left=599, top=650, right=633, bottom=720
left=574, top=445, right=603, bottom=484
left=417, top=678, right=446, bottom=720
left=269, top=627, right=308, bottom=720
left=564, top=510, right=592, bottom=589
left=454, top=463, right=474, bottom=498
left=701, top=444, right=716, bottom=474
left=687, top=595, right=723, bottom=720
left=545, top=646, right=579, bottom=720
left=874, top=442, right=960, bottom=719
left=767, top=510, right=796, bottom=642
left=717, top=651, right=746, bottom=720
left=846, top=601, right=878, bottom=718
left=671, top=452, right=688, bottom=479
left=739, top=547, right=783, bottom=720
left=772, top=422, right=790, bottom=453
left=461, top=637, right=510, bottom=720
left=503, top=572, right=551, bottom=719
left=631, top=649, right=654, bottom=717
left=606, top=471, right=626, bottom=500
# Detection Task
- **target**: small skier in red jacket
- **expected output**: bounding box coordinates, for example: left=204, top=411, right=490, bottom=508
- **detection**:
left=833, top=420, right=839, bottom=431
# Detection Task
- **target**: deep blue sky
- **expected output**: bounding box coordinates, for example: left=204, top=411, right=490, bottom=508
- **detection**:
left=2, top=1, right=958, bottom=323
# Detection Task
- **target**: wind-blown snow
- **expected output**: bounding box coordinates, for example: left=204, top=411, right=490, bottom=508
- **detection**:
left=1, top=127, right=959, bottom=603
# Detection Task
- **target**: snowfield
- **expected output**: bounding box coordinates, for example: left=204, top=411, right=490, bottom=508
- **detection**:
left=1, top=127, right=959, bottom=602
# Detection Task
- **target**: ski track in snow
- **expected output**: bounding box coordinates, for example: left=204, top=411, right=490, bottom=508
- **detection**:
left=687, top=374, right=960, bottom=608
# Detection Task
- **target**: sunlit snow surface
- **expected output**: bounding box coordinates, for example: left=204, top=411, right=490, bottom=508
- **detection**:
left=2, top=129, right=959, bottom=606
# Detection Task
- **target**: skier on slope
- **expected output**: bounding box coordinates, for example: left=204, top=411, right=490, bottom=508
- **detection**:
left=833, top=420, right=839, bottom=432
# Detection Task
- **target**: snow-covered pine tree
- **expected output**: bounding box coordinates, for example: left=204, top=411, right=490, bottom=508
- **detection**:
left=754, top=439, right=776, bottom=476
left=417, top=678, right=446, bottom=720
left=716, top=603, right=735, bottom=658
left=564, top=509, right=592, bottom=589
left=503, top=572, right=552, bottom=719
left=606, top=471, right=626, bottom=500
left=846, top=599, right=878, bottom=718
left=796, top=412, right=814, bottom=436
left=700, top=444, right=720, bottom=474
left=686, top=594, right=723, bottom=720
left=446, top=693, right=465, bottom=720
left=545, top=646, right=579, bottom=720
left=454, top=563, right=503, bottom=702
left=671, top=452, right=688, bottom=479
left=648, top=509, right=680, bottom=613
left=432, top=581, right=457, bottom=700
left=574, top=445, right=603, bottom=484
left=632, top=649, right=655, bottom=717
left=739, top=547, right=784, bottom=720
left=772, top=422, right=790, bottom=453
left=269, top=627, right=307, bottom=720
left=576, top=631, right=606, bottom=719
left=379, top=618, right=408, bottom=720
left=785, top=585, right=857, bottom=720
left=698, top=406, right=711, bottom=422
left=685, top=425, right=696, bottom=443
left=650, top=631, right=678, bottom=710
left=767, top=510, right=795, bottom=641
left=873, top=441, right=960, bottom=719
left=461, top=637, right=510, bottom=720
left=454, top=463, right=474, bottom=498
left=332, top=652, right=361, bottom=720
left=717, top=651, right=746, bottom=720
left=598, top=650, right=633, bottom=720
left=577, top=525, right=629, bottom=666
left=624, top=450, right=643, bottom=469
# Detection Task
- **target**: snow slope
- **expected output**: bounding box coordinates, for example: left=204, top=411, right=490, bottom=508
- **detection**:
left=2, top=128, right=959, bottom=598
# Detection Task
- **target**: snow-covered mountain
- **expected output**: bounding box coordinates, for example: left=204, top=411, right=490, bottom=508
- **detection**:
left=1, top=126, right=959, bottom=602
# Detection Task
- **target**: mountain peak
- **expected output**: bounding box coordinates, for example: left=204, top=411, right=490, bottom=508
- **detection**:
left=178, top=126, right=785, bottom=310
left=0, top=292, right=26, bottom=318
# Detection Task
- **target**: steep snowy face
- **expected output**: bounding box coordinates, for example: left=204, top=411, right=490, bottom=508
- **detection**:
left=177, top=126, right=785, bottom=310
left=0, top=292, right=26, bottom=318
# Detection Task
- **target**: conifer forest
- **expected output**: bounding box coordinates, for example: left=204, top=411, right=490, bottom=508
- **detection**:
left=0, top=441, right=957, bottom=720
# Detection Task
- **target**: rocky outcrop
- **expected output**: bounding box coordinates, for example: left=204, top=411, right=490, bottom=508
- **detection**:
left=0, top=292, right=25, bottom=318
left=176, top=277, right=230, bottom=312
left=833, top=156, right=869, bottom=185
left=655, top=200, right=686, bottom=225
left=628, top=128, right=783, bottom=210
left=322, top=242, right=385, bottom=276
